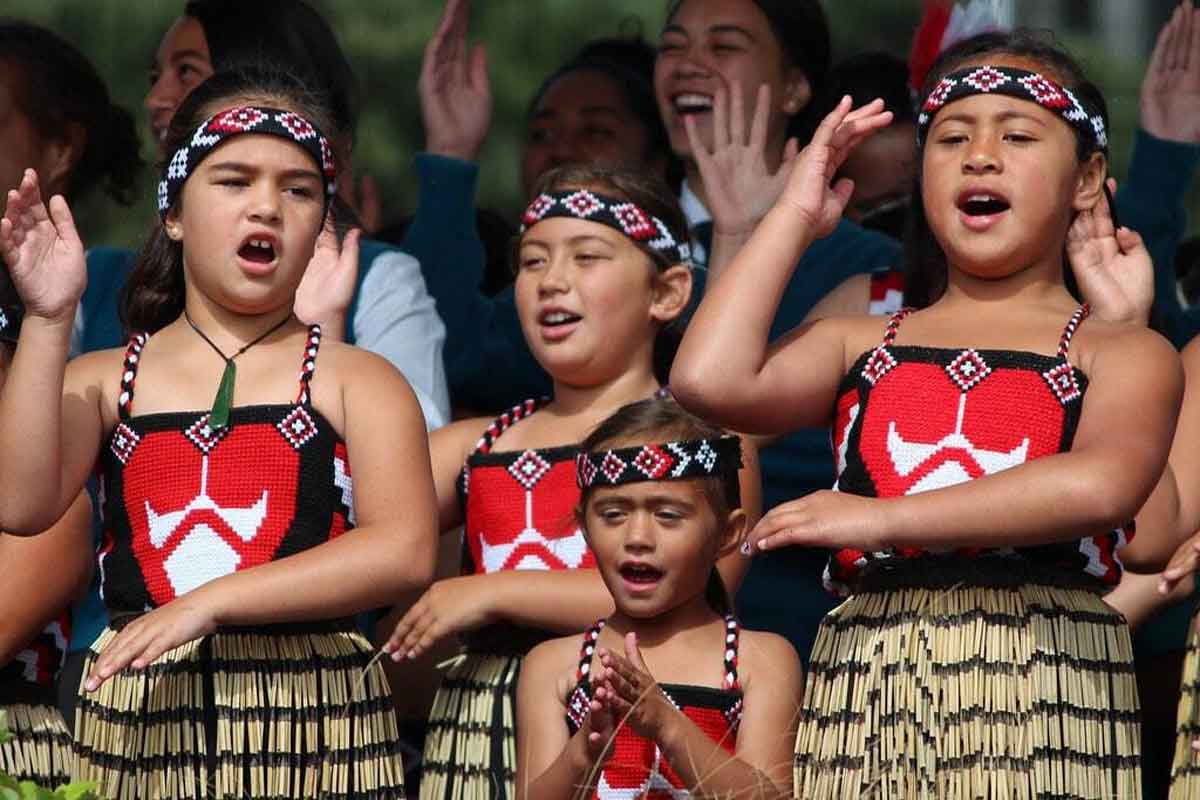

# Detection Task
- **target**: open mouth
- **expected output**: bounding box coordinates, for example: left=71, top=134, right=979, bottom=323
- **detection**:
left=238, top=237, right=277, bottom=264
left=540, top=310, right=582, bottom=328
left=672, top=93, right=714, bottom=115
left=620, top=563, right=664, bottom=585
left=957, top=193, right=1011, bottom=217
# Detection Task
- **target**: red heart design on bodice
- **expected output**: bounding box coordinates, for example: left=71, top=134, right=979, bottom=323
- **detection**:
left=122, top=423, right=300, bottom=605
left=856, top=360, right=1066, bottom=498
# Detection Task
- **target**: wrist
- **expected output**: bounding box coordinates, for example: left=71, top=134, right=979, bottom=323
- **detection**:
left=652, top=702, right=689, bottom=755
left=21, top=312, right=75, bottom=345
left=425, top=139, right=482, bottom=163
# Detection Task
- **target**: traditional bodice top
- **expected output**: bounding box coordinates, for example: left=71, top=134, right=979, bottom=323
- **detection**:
left=826, top=305, right=1130, bottom=594
left=2, top=614, right=69, bottom=698
left=97, top=325, right=355, bottom=614
left=564, top=617, right=743, bottom=798
left=458, top=399, right=595, bottom=574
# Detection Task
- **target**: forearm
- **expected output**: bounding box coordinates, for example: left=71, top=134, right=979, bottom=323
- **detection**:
left=656, top=712, right=789, bottom=799
left=1105, top=570, right=1193, bottom=630
left=487, top=569, right=614, bottom=633
left=204, top=525, right=435, bottom=627
left=1127, top=465, right=1185, bottom=572
left=0, top=317, right=73, bottom=532
left=706, top=229, right=754, bottom=285
left=886, top=450, right=1154, bottom=552
left=522, top=734, right=597, bottom=800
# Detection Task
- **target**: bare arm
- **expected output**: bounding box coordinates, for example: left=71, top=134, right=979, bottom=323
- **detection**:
left=86, top=349, right=439, bottom=687
left=428, top=417, right=491, bottom=532
left=753, top=326, right=1184, bottom=557
left=672, top=99, right=893, bottom=434
left=1105, top=569, right=1194, bottom=630
left=0, top=492, right=91, bottom=664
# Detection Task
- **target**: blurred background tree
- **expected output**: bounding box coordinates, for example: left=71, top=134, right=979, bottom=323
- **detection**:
left=3, top=0, right=1193, bottom=249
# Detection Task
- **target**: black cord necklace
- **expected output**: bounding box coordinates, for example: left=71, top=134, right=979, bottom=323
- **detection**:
left=184, top=310, right=292, bottom=430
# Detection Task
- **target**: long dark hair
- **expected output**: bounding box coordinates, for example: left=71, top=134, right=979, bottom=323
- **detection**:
left=664, top=0, right=832, bottom=144
left=521, top=165, right=691, bottom=384
left=184, top=0, right=358, bottom=142
left=903, top=30, right=1110, bottom=308
left=578, top=397, right=739, bottom=615
left=120, top=65, right=335, bottom=334
left=0, top=19, right=143, bottom=205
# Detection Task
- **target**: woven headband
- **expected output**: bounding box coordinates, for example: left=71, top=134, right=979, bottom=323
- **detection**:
left=521, top=189, right=691, bottom=265
left=917, top=65, right=1107, bottom=152
left=157, top=105, right=337, bottom=221
left=576, top=436, right=742, bottom=490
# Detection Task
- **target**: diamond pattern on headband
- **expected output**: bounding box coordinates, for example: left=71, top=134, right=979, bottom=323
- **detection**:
left=563, top=190, right=604, bottom=218
left=922, top=76, right=956, bottom=112
left=963, top=66, right=1008, bottom=93
left=632, top=445, right=673, bottom=479
left=276, top=111, right=316, bottom=141
left=523, top=193, right=556, bottom=226
left=600, top=452, right=627, bottom=484
left=209, top=106, right=268, bottom=133
left=519, top=189, right=691, bottom=265
left=1018, top=74, right=1069, bottom=109
left=577, top=437, right=743, bottom=489
left=611, top=203, right=657, bottom=240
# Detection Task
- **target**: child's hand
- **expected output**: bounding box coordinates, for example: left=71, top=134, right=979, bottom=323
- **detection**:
left=1160, top=528, right=1200, bottom=595
left=294, top=224, right=360, bottom=340
left=748, top=490, right=888, bottom=554
left=383, top=575, right=494, bottom=661
left=0, top=169, right=86, bottom=325
left=1066, top=177, right=1152, bottom=326
left=685, top=82, right=800, bottom=237
left=777, top=96, right=893, bottom=241
left=581, top=684, right=618, bottom=762
left=84, top=590, right=219, bottom=691
left=596, top=633, right=676, bottom=740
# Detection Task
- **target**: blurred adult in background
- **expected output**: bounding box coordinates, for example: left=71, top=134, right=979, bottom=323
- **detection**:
left=401, top=0, right=677, bottom=414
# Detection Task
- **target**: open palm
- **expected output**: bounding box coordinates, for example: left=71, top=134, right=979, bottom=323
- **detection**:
left=0, top=169, right=86, bottom=323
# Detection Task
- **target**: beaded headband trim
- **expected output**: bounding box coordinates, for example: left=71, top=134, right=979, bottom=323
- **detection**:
left=917, top=65, right=1107, bottom=152
left=576, top=436, right=742, bottom=490
left=521, top=189, right=691, bottom=265
left=157, top=105, right=338, bottom=221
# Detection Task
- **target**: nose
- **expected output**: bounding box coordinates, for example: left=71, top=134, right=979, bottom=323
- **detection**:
left=247, top=182, right=282, bottom=225
left=623, top=512, right=657, bottom=551
left=145, top=71, right=176, bottom=117
left=963, top=135, right=1001, bottom=174
left=537, top=254, right=570, bottom=295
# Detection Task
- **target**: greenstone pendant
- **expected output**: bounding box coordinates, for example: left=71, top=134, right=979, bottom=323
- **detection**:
left=208, top=360, right=235, bottom=430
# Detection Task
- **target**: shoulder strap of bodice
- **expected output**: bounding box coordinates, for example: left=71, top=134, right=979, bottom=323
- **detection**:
left=881, top=307, right=915, bottom=347
left=1057, top=305, right=1090, bottom=360
left=722, top=614, right=741, bottom=691
left=469, top=397, right=550, bottom=458
left=296, top=324, right=323, bottom=406
left=117, top=332, right=149, bottom=420
left=575, top=619, right=606, bottom=683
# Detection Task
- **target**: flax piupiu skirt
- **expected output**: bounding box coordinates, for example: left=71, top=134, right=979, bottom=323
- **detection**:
left=73, top=620, right=405, bottom=799
left=0, top=688, right=74, bottom=787
left=794, top=558, right=1140, bottom=799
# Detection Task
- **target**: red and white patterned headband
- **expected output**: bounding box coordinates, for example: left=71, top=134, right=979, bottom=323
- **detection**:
left=576, top=436, right=742, bottom=491
left=918, top=65, right=1107, bottom=152
left=158, top=105, right=338, bottom=220
left=521, top=189, right=691, bottom=266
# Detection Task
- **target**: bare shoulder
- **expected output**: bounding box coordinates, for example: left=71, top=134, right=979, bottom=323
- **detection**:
left=736, top=629, right=802, bottom=690
left=1075, top=319, right=1179, bottom=376
left=524, top=634, right=583, bottom=703
left=1183, top=336, right=1200, bottom=372
left=431, top=415, right=496, bottom=462
left=317, top=338, right=411, bottom=388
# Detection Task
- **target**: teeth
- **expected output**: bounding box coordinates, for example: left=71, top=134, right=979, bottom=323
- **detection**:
left=674, top=93, right=713, bottom=110
left=249, top=239, right=272, bottom=250
left=968, top=194, right=998, bottom=202
left=543, top=312, right=574, bottom=324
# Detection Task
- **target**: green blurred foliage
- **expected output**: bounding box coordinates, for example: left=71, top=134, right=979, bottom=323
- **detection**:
left=2, top=0, right=1195, bottom=250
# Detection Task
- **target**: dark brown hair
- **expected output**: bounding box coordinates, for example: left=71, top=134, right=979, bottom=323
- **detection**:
left=578, top=397, right=739, bottom=615
left=903, top=30, right=1109, bottom=308
left=520, top=165, right=691, bottom=383
left=120, top=64, right=335, bottom=334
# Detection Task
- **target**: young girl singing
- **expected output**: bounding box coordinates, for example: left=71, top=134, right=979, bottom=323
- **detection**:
left=0, top=67, right=436, bottom=799
left=381, top=165, right=760, bottom=800
left=515, top=397, right=799, bottom=799
left=672, top=31, right=1183, bottom=798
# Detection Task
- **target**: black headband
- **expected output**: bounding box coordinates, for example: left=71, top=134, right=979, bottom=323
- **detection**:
left=918, top=65, right=1107, bottom=153
left=158, top=105, right=337, bottom=221
left=521, top=189, right=691, bottom=266
left=576, top=436, right=742, bottom=490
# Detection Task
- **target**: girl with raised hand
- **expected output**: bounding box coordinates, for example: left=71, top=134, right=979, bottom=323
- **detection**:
left=383, top=165, right=759, bottom=800
left=0, top=66, right=435, bottom=799
left=672, top=31, right=1182, bottom=797
left=515, top=397, right=798, bottom=800
left=0, top=268, right=91, bottom=788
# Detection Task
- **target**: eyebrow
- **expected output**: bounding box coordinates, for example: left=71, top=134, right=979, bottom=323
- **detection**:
left=709, top=24, right=755, bottom=40
left=521, top=233, right=615, bottom=248
left=206, top=161, right=323, bottom=181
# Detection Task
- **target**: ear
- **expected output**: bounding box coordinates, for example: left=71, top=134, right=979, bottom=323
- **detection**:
left=649, top=264, right=692, bottom=324
left=780, top=68, right=811, bottom=116
left=163, top=206, right=184, bottom=241
left=716, top=508, right=748, bottom=559
left=1071, top=151, right=1107, bottom=213
left=39, top=122, right=85, bottom=197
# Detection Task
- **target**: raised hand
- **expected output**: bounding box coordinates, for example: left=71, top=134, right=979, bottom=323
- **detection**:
left=1141, top=0, right=1200, bottom=144
left=294, top=223, right=361, bottom=341
left=1066, top=178, right=1152, bottom=325
left=685, top=82, right=801, bottom=237
left=0, top=169, right=86, bottom=324
left=383, top=575, right=493, bottom=661
left=419, top=0, right=492, bottom=161
left=777, top=97, right=893, bottom=241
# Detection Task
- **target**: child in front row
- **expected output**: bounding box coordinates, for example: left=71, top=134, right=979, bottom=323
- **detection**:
left=516, top=398, right=800, bottom=799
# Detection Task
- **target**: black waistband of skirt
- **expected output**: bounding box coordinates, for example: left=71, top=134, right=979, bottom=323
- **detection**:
left=0, top=681, right=56, bottom=707
left=108, top=612, right=356, bottom=636
left=854, top=555, right=1108, bottom=595
left=462, top=623, right=554, bottom=657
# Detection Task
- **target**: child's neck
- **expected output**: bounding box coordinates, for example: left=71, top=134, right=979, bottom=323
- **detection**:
left=605, top=592, right=721, bottom=651
left=179, top=293, right=297, bottom=351
left=549, top=365, right=660, bottom=417
left=941, top=257, right=1075, bottom=311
